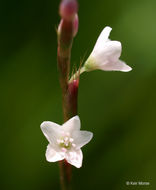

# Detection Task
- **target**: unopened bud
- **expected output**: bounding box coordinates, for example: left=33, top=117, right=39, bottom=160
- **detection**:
left=60, top=0, right=78, bottom=21
left=73, top=14, right=79, bottom=37
left=58, top=14, right=79, bottom=38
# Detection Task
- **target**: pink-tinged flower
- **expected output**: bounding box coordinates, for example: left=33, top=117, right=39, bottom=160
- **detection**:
left=40, top=116, right=93, bottom=168
left=83, top=26, right=132, bottom=72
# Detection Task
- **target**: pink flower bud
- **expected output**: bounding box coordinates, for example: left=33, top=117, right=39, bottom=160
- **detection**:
left=73, top=14, right=79, bottom=37
left=60, top=0, right=78, bottom=21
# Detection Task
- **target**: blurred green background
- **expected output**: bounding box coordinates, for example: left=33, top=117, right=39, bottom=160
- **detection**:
left=1, top=0, right=156, bottom=189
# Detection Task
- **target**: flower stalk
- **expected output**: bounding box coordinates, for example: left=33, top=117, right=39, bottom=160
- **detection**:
left=58, top=80, right=79, bottom=190
left=57, top=0, right=79, bottom=189
left=59, top=160, right=72, bottom=190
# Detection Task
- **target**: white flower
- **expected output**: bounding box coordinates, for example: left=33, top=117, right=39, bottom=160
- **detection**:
left=40, top=116, right=93, bottom=168
left=83, top=26, right=132, bottom=72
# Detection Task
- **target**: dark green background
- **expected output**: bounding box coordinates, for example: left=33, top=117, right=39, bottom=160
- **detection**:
left=0, top=0, right=156, bottom=189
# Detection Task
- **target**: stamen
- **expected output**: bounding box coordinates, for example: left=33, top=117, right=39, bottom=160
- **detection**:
left=57, top=134, right=76, bottom=150
left=69, top=138, right=74, bottom=142
left=61, top=148, right=67, bottom=152
left=64, top=137, right=69, bottom=142
left=65, top=142, right=69, bottom=146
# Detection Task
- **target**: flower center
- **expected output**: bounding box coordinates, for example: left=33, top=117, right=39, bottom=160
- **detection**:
left=57, top=132, right=76, bottom=152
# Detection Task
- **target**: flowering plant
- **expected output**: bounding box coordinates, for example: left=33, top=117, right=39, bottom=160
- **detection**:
left=40, top=0, right=132, bottom=189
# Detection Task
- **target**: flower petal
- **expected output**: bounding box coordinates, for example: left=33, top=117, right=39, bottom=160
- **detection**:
left=93, top=26, right=112, bottom=53
left=46, top=144, right=64, bottom=162
left=83, top=26, right=132, bottom=73
left=99, top=59, right=132, bottom=72
left=40, top=121, right=61, bottom=144
left=93, top=40, right=122, bottom=64
left=72, top=131, right=93, bottom=148
left=65, top=149, right=83, bottom=168
left=62, top=115, right=80, bottom=133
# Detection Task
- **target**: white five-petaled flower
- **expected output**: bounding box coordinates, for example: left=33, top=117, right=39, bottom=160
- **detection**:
left=83, top=26, right=132, bottom=72
left=40, top=116, right=93, bottom=168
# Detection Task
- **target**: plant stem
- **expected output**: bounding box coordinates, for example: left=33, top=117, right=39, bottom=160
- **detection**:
left=57, top=19, right=74, bottom=121
left=59, top=160, right=72, bottom=190
left=57, top=1, right=79, bottom=189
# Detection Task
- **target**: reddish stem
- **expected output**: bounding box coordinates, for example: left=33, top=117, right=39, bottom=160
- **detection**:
left=57, top=1, right=79, bottom=190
